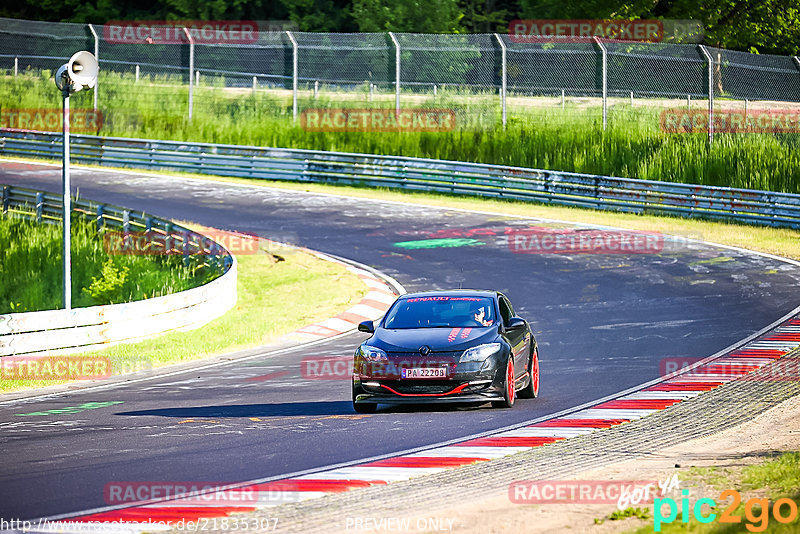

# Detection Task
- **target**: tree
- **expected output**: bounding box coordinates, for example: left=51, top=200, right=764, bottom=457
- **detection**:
left=352, top=0, right=463, bottom=33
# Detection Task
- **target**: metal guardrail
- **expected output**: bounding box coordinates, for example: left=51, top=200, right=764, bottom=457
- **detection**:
left=0, top=183, right=237, bottom=357
left=2, top=129, right=800, bottom=229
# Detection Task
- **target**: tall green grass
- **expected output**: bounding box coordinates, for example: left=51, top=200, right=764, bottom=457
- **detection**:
left=0, top=213, right=211, bottom=313
left=1, top=72, right=798, bottom=193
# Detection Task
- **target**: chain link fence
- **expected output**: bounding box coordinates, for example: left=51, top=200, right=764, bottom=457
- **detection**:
left=1, top=17, right=800, bottom=138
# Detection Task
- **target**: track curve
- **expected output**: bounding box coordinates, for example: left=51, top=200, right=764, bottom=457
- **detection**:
left=2, top=160, right=800, bottom=521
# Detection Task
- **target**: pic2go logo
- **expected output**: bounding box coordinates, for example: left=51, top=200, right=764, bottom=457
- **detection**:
left=655, top=489, right=799, bottom=532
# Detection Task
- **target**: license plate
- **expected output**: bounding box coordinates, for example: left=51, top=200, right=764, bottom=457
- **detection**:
left=401, top=367, right=447, bottom=379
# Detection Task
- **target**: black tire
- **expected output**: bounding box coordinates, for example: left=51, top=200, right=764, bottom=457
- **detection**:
left=518, top=347, right=539, bottom=399
left=492, top=357, right=516, bottom=409
left=352, top=380, right=377, bottom=413
left=353, top=402, right=377, bottom=414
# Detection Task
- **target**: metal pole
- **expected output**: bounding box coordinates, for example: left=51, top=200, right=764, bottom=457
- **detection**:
left=62, top=88, right=71, bottom=310
left=494, top=33, right=507, bottom=128
left=252, top=76, right=257, bottom=92
left=698, top=45, right=714, bottom=143
left=562, top=89, right=565, bottom=110
left=314, top=80, right=319, bottom=99
left=196, top=70, right=200, bottom=85
left=14, top=57, right=18, bottom=76
left=630, top=91, right=633, bottom=106
left=88, top=24, right=99, bottom=111
left=369, top=83, right=374, bottom=102
left=593, top=37, right=607, bottom=130
left=183, top=28, right=194, bottom=121
left=389, top=32, right=400, bottom=115
left=794, top=57, right=800, bottom=70
left=286, top=31, right=298, bottom=122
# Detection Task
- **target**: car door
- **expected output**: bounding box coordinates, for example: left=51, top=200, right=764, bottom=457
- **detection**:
left=499, top=295, right=529, bottom=380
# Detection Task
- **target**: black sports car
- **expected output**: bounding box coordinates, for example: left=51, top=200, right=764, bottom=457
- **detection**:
left=352, top=290, right=539, bottom=413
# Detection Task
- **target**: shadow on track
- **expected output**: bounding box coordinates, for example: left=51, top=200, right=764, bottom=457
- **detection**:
left=116, top=401, right=497, bottom=418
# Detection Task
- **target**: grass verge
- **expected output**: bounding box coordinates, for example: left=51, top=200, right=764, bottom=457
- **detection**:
left=0, top=213, right=210, bottom=314
left=2, top=72, right=799, bottom=193
left=0, top=236, right=367, bottom=393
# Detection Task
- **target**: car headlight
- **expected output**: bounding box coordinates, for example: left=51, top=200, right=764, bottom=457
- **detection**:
left=358, top=345, right=388, bottom=362
left=459, top=343, right=501, bottom=363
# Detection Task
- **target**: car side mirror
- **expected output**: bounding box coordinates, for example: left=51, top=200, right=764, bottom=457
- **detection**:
left=507, top=317, right=526, bottom=330
left=358, top=320, right=375, bottom=333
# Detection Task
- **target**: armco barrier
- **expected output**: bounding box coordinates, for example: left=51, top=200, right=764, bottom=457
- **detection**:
left=0, top=184, right=236, bottom=357
left=2, top=129, right=799, bottom=229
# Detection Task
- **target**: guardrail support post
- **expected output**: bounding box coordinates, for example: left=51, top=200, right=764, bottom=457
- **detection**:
left=698, top=45, right=714, bottom=144
left=2, top=185, right=9, bottom=214
left=35, top=192, right=43, bottom=222
left=389, top=32, right=401, bottom=115
left=494, top=33, right=507, bottom=128
left=88, top=24, right=99, bottom=111
left=182, top=27, right=194, bottom=121
left=96, top=205, right=104, bottom=232
left=593, top=37, right=607, bottom=131
left=286, top=31, right=298, bottom=122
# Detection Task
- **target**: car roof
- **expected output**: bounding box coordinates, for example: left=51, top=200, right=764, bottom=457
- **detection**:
left=399, top=289, right=498, bottom=300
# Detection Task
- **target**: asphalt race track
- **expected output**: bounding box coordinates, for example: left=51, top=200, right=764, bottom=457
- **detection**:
left=2, top=160, right=800, bottom=521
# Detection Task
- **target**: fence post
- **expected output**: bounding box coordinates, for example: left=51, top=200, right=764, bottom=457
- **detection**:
left=135, top=64, right=140, bottom=82
left=698, top=45, right=714, bottom=144
left=286, top=31, right=298, bottom=122
left=14, top=57, right=18, bottom=76
left=593, top=37, right=607, bottom=130
left=2, top=185, right=9, bottom=214
left=494, top=33, right=507, bottom=128
left=252, top=76, right=257, bottom=92
left=88, top=24, right=99, bottom=111
left=182, top=27, right=194, bottom=121
left=389, top=32, right=400, bottom=115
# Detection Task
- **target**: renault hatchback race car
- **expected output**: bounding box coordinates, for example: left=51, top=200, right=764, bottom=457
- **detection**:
left=352, top=290, right=539, bottom=413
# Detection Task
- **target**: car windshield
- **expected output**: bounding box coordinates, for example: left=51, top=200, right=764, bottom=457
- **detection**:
left=383, top=296, right=496, bottom=329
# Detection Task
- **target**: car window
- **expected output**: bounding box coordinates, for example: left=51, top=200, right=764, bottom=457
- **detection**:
left=384, top=296, right=496, bottom=329
left=499, top=297, right=513, bottom=325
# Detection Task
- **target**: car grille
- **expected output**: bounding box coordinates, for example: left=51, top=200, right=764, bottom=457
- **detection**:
left=375, top=380, right=461, bottom=395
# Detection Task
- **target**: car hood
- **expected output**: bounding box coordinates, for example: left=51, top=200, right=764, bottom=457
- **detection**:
left=369, top=326, right=499, bottom=353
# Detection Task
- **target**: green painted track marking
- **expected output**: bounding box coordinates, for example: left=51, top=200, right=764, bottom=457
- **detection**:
left=393, top=238, right=485, bottom=250
left=15, top=401, right=124, bottom=417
